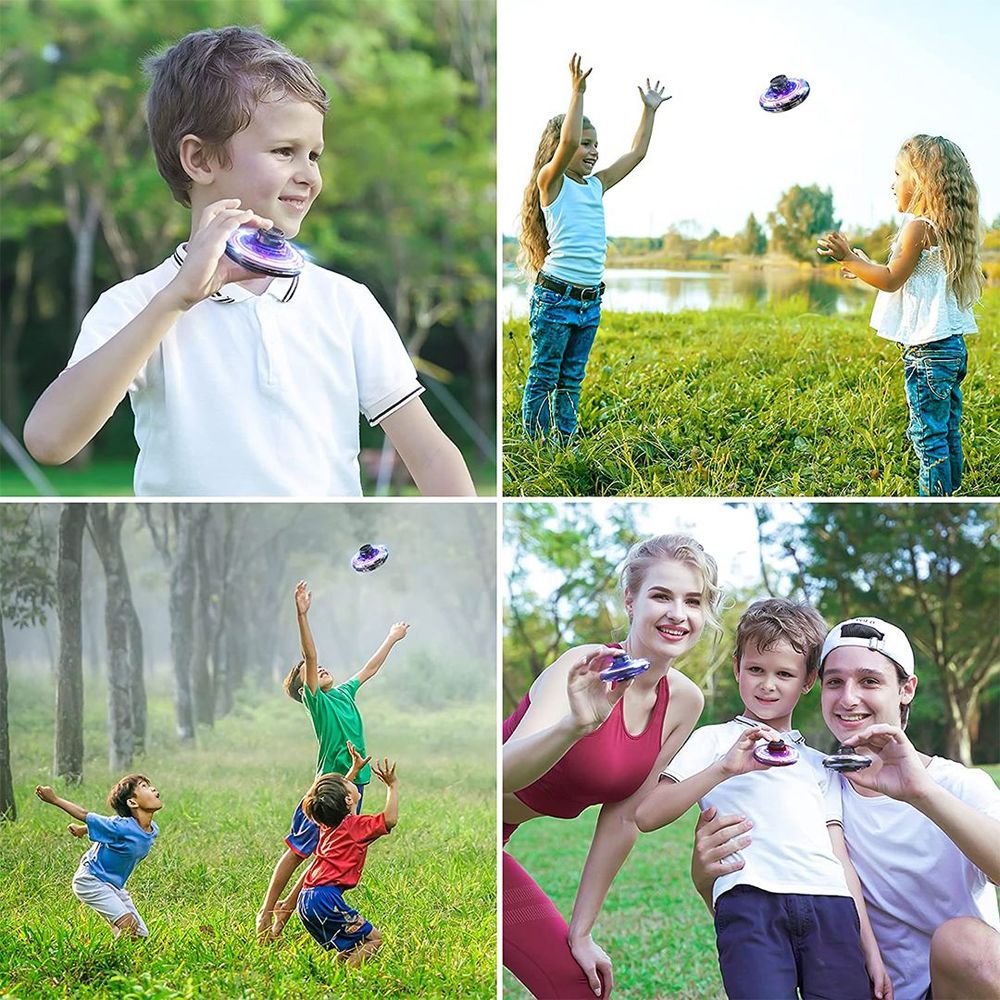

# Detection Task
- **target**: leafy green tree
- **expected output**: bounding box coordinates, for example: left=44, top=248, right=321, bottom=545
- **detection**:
left=739, top=213, right=767, bottom=256
left=767, top=184, right=839, bottom=262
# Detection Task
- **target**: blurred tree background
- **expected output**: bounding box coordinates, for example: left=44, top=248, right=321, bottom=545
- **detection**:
left=0, top=0, right=496, bottom=494
left=503, top=502, right=999, bottom=766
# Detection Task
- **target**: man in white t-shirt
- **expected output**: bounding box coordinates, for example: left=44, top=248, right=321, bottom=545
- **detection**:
left=22, top=26, right=475, bottom=498
left=692, top=616, right=1000, bottom=1000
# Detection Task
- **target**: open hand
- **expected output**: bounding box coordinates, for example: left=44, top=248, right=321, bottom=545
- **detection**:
left=35, top=785, right=57, bottom=804
left=816, top=231, right=851, bottom=262
left=840, top=724, right=933, bottom=803
left=692, top=806, right=752, bottom=888
left=569, top=53, right=592, bottom=93
left=388, top=621, right=410, bottom=642
left=294, top=580, right=311, bottom=615
left=566, top=646, right=629, bottom=735
left=346, top=740, right=372, bottom=774
left=372, top=758, right=397, bottom=786
left=638, top=78, right=670, bottom=110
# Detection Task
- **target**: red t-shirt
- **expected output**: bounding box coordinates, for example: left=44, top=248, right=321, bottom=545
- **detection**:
left=303, top=812, right=390, bottom=890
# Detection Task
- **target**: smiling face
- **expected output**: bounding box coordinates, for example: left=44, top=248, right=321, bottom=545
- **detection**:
left=566, top=128, right=599, bottom=180
left=820, top=646, right=917, bottom=742
left=199, top=95, right=324, bottom=238
left=892, top=154, right=917, bottom=213
left=735, top=640, right=812, bottom=733
left=625, top=559, right=706, bottom=662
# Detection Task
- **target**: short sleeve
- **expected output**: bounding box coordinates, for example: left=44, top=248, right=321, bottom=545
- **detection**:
left=67, top=281, right=154, bottom=392
left=941, top=763, right=1000, bottom=822
left=355, top=812, right=389, bottom=843
left=85, top=812, right=124, bottom=844
left=661, top=727, right=716, bottom=784
left=336, top=677, right=360, bottom=701
left=346, top=284, right=424, bottom=426
left=823, top=768, right=844, bottom=826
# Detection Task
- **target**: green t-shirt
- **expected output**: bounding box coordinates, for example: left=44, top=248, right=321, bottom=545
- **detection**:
left=301, top=677, right=370, bottom=784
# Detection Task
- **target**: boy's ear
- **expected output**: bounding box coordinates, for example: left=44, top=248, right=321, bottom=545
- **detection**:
left=178, top=134, right=219, bottom=187
left=731, top=653, right=740, bottom=680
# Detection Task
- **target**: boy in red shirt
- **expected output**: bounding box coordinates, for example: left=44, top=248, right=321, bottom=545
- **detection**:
left=284, top=757, right=399, bottom=963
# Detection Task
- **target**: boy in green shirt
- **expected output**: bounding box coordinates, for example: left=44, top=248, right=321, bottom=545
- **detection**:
left=256, top=580, right=408, bottom=941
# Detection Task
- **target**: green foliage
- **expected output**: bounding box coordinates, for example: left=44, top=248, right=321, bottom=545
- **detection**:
left=767, top=184, right=839, bottom=261
left=739, top=213, right=767, bottom=256
left=503, top=288, right=1000, bottom=497
left=0, top=679, right=495, bottom=998
left=0, top=505, right=56, bottom=628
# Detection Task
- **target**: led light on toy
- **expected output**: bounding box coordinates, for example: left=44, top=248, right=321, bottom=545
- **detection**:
left=351, top=544, right=389, bottom=573
left=225, top=227, right=305, bottom=277
left=759, top=74, right=810, bottom=113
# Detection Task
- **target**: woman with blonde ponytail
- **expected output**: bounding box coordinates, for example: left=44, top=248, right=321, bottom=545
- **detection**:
left=818, top=135, right=984, bottom=496
left=518, top=54, right=668, bottom=440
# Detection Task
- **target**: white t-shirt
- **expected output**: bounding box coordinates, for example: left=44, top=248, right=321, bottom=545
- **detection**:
left=840, top=758, right=1000, bottom=1000
left=664, top=716, right=849, bottom=905
left=66, top=248, right=424, bottom=496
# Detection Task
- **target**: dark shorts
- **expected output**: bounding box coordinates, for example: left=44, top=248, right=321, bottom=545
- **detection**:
left=297, top=884, right=373, bottom=953
left=285, top=784, right=366, bottom=858
left=715, top=885, right=871, bottom=1000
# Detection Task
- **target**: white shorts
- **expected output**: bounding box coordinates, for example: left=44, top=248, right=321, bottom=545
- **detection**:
left=71, top=868, right=148, bottom=936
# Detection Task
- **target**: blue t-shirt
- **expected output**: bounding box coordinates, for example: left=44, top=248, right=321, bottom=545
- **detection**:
left=80, top=813, right=158, bottom=889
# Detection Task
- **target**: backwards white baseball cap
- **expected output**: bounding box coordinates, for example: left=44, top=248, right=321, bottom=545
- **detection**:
left=820, top=617, right=916, bottom=677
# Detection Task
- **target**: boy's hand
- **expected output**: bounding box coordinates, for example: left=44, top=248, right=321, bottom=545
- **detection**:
left=346, top=740, right=372, bottom=774
left=864, top=945, right=893, bottom=1000
left=638, top=78, right=670, bottom=110
left=569, top=53, right=592, bottom=94
left=294, top=580, right=312, bottom=616
left=720, top=726, right=783, bottom=778
left=388, top=621, right=409, bottom=642
left=372, top=758, right=397, bottom=786
left=167, top=198, right=274, bottom=310
left=68, top=823, right=88, bottom=838
left=35, top=785, right=58, bottom=804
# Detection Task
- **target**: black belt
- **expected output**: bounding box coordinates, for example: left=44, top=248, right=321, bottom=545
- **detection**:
left=536, top=273, right=605, bottom=301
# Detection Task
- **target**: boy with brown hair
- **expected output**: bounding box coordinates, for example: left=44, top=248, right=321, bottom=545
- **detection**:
left=24, top=25, right=474, bottom=497
left=256, top=580, right=407, bottom=940
left=636, top=598, right=891, bottom=1000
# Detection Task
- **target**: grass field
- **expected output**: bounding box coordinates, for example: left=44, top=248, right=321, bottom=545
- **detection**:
left=1, top=679, right=495, bottom=999
left=503, top=764, right=1000, bottom=1000
left=502, top=287, right=1000, bottom=497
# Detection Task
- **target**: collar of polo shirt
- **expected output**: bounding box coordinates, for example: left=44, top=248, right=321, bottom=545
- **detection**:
left=171, top=244, right=300, bottom=304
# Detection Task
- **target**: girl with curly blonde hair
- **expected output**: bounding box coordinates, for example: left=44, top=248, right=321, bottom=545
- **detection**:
left=518, top=54, right=668, bottom=439
left=818, top=135, right=984, bottom=496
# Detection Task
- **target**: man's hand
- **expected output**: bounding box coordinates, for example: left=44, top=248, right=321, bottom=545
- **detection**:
left=35, top=785, right=58, bottom=805
left=294, top=580, right=311, bottom=616
left=691, top=807, right=752, bottom=906
left=371, top=758, right=397, bottom=787
left=388, top=621, right=409, bottom=642
left=840, top=724, right=934, bottom=803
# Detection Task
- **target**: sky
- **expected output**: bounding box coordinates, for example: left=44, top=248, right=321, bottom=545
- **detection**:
left=499, top=0, right=1000, bottom=238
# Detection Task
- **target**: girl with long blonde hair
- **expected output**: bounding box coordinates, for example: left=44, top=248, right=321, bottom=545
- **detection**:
left=518, top=54, right=668, bottom=439
left=818, top=135, right=984, bottom=496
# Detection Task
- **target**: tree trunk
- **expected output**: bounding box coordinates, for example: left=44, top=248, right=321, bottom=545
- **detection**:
left=88, top=505, right=134, bottom=771
left=170, top=508, right=196, bottom=741
left=0, top=616, right=15, bottom=820
left=55, top=505, right=87, bottom=783
left=191, top=505, right=213, bottom=727
left=126, top=597, right=146, bottom=755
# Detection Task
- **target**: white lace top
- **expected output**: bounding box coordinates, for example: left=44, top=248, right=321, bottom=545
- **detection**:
left=870, top=216, right=978, bottom=346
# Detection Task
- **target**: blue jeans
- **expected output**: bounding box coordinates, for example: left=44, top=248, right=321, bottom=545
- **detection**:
left=521, top=282, right=602, bottom=437
left=902, top=335, right=967, bottom=496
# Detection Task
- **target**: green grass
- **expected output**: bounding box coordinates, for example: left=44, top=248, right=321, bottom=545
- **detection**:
left=0, top=679, right=495, bottom=999
left=502, top=288, right=1000, bottom=496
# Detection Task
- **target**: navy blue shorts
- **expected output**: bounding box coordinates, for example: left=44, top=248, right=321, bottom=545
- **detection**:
left=285, top=784, right=366, bottom=858
left=297, top=883, right=373, bottom=953
left=715, top=885, right=870, bottom=999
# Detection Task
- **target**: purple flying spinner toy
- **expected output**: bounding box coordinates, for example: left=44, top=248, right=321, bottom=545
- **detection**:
left=225, top=226, right=305, bottom=277
left=599, top=654, right=650, bottom=683
left=752, top=739, right=800, bottom=766
left=759, top=74, right=810, bottom=113
left=351, top=543, right=388, bottom=573
left=823, top=746, right=872, bottom=772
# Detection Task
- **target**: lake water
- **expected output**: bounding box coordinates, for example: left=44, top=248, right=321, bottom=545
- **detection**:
left=503, top=266, right=876, bottom=319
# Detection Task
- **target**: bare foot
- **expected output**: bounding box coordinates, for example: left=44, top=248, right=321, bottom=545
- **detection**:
left=255, top=909, right=273, bottom=943
left=68, top=823, right=87, bottom=838
left=270, top=899, right=295, bottom=939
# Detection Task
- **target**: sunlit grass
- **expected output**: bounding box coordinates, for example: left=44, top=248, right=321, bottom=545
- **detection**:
left=502, top=288, right=1000, bottom=497
left=1, top=680, right=495, bottom=999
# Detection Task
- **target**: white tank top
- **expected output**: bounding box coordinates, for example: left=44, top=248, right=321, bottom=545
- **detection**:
left=541, top=174, right=606, bottom=285
left=870, top=216, right=978, bottom=346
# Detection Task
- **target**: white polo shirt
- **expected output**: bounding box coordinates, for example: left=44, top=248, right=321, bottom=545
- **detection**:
left=66, top=247, right=424, bottom=496
left=663, top=716, right=849, bottom=905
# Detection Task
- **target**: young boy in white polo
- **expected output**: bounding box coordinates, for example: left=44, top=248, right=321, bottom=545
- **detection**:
left=636, top=599, right=889, bottom=1000
left=35, top=774, right=162, bottom=938
left=819, top=617, right=1000, bottom=1000
left=23, top=25, right=475, bottom=498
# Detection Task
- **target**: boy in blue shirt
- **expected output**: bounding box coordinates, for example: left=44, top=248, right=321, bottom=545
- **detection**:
left=23, top=25, right=475, bottom=498
left=36, top=774, right=162, bottom=938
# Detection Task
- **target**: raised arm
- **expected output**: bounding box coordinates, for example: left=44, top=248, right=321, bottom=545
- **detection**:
left=295, top=581, right=319, bottom=695
left=817, top=219, right=929, bottom=292
left=502, top=645, right=622, bottom=794
left=373, top=758, right=398, bottom=830
left=345, top=741, right=372, bottom=782
left=594, top=80, right=669, bottom=193
left=35, top=785, right=89, bottom=822
left=537, top=54, right=592, bottom=200
left=829, top=824, right=893, bottom=1000
left=567, top=674, right=703, bottom=994
left=353, top=622, right=409, bottom=687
